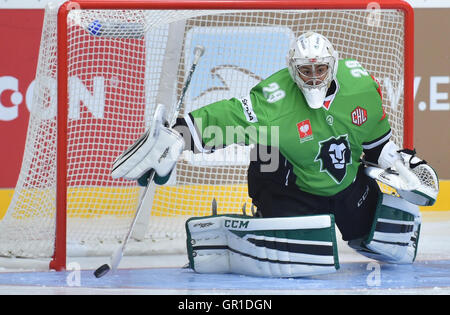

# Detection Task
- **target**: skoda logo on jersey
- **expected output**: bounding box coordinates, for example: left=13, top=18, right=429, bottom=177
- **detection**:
left=239, top=96, right=258, bottom=123
left=315, top=135, right=352, bottom=183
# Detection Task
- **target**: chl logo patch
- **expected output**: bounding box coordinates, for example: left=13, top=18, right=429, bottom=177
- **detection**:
left=351, top=106, right=367, bottom=126
left=315, top=135, right=352, bottom=183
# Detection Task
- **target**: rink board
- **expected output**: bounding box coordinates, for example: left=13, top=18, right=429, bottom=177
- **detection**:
left=1, top=180, right=449, bottom=220
left=0, top=260, right=449, bottom=294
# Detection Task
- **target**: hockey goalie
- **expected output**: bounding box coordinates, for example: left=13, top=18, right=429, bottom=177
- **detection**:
left=111, top=32, right=439, bottom=277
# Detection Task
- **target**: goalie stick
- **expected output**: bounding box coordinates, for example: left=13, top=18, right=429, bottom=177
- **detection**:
left=94, top=45, right=205, bottom=278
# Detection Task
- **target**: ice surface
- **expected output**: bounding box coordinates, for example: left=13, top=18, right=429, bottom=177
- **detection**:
left=0, top=211, right=448, bottom=295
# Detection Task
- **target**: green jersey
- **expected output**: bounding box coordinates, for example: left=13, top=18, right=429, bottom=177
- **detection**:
left=186, top=59, right=391, bottom=196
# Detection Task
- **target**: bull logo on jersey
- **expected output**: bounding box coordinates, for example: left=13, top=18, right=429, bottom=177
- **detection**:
left=315, top=135, right=352, bottom=183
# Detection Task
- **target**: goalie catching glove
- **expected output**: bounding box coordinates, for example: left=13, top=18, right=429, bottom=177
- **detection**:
left=111, top=103, right=185, bottom=182
left=364, top=141, right=439, bottom=206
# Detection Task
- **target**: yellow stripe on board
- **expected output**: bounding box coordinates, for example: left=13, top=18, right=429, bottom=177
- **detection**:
left=428, top=180, right=450, bottom=211
left=0, top=189, right=14, bottom=220
left=1, top=181, right=449, bottom=220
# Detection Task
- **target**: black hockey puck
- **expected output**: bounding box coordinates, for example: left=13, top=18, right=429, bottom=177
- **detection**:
left=94, top=264, right=111, bottom=278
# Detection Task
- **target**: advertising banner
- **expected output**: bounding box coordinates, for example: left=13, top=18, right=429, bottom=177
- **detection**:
left=0, top=10, right=44, bottom=187
left=0, top=3, right=448, bottom=211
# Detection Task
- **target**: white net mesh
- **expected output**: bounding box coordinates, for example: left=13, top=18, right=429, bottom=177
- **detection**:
left=0, top=5, right=408, bottom=260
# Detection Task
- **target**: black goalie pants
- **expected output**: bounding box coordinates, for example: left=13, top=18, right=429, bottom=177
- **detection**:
left=248, top=166, right=380, bottom=241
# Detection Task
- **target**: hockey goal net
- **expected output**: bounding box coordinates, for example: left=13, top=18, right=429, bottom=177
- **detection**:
left=0, top=0, right=413, bottom=270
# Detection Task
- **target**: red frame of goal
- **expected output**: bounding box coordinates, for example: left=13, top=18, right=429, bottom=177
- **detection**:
left=53, top=0, right=414, bottom=271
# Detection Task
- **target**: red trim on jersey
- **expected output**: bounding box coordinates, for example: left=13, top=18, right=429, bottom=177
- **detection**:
left=380, top=106, right=387, bottom=121
left=371, top=75, right=383, bottom=101
left=370, top=75, right=387, bottom=121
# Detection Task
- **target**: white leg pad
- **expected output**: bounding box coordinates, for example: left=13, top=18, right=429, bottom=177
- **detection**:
left=186, top=215, right=339, bottom=277
left=349, top=193, right=421, bottom=264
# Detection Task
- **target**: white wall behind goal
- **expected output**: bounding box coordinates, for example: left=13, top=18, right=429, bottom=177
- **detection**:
left=0, top=0, right=53, bottom=9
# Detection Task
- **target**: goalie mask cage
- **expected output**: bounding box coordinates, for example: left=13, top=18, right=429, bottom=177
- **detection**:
left=0, top=0, right=414, bottom=271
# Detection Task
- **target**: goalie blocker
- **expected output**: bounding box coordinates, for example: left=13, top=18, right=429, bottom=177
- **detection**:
left=186, top=214, right=339, bottom=278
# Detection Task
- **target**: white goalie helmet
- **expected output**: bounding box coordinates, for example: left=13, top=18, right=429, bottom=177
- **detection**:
left=287, top=32, right=339, bottom=109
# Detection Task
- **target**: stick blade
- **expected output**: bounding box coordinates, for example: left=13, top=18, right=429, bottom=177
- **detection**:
left=94, top=264, right=111, bottom=278
left=110, top=247, right=124, bottom=272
